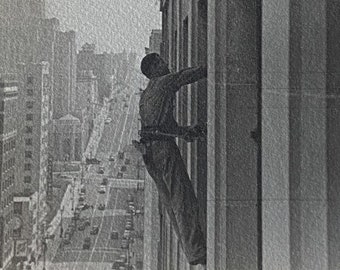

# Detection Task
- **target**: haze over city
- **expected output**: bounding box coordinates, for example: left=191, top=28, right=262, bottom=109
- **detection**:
left=46, top=0, right=161, bottom=55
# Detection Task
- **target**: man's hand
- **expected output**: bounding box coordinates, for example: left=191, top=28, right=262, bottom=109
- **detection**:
left=132, top=140, right=147, bottom=155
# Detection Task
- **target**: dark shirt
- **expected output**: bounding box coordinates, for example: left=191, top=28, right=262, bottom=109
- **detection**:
left=139, top=66, right=207, bottom=133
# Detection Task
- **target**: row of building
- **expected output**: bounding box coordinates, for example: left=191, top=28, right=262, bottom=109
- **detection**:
left=0, top=1, right=136, bottom=269
left=143, top=0, right=340, bottom=270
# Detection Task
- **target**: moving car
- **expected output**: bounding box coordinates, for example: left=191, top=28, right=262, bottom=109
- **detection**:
left=124, top=158, right=130, bottom=165
left=105, top=118, right=112, bottom=124
left=123, top=230, right=130, bottom=239
left=112, top=260, right=126, bottom=270
left=86, top=157, right=101, bottom=165
left=90, top=225, right=99, bottom=235
left=110, top=231, right=119, bottom=240
left=83, top=237, right=91, bottom=249
left=98, top=203, right=105, bottom=210
left=118, top=152, right=124, bottom=160
left=101, top=178, right=108, bottom=186
left=98, top=185, right=106, bottom=194
left=125, top=223, right=133, bottom=230
left=78, top=195, right=85, bottom=202
left=78, top=203, right=90, bottom=211
left=63, top=235, right=71, bottom=245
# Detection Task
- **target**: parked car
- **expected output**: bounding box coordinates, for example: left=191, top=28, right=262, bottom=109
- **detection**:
left=90, top=225, right=99, bottom=235
left=80, top=186, right=86, bottom=194
left=83, top=237, right=91, bottom=249
left=126, top=194, right=133, bottom=203
left=110, top=231, right=119, bottom=240
left=120, top=166, right=127, bottom=172
left=118, top=152, right=124, bottom=160
left=98, top=203, right=105, bottom=210
left=121, top=239, right=129, bottom=249
left=117, top=172, right=123, bottom=179
left=78, top=222, right=86, bottom=231
left=109, top=155, right=115, bottom=162
left=124, top=158, right=130, bottom=165
left=105, top=118, right=112, bottom=124
left=63, top=236, right=71, bottom=245
left=79, top=203, right=90, bottom=211
left=78, top=195, right=85, bottom=202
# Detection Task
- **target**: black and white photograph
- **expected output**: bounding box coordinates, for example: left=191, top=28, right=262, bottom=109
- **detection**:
left=0, top=1, right=338, bottom=270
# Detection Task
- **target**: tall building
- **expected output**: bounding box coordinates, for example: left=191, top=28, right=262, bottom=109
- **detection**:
left=14, top=62, right=51, bottom=266
left=53, top=30, right=77, bottom=119
left=52, top=114, right=82, bottom=162
left=74, top=69, right=98, bottom=149
left=0, top=74, right=18, bottom=270
left=77, top=43, right=115, bottom=102
left=0, top=0, right=47, bottom=72
left=148, top=29, right=162, bottom=55
left=144, top=1, right=340, bottom=270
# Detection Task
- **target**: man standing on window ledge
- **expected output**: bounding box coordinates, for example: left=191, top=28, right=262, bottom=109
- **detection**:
left=133, top=53, right=207, bottom=266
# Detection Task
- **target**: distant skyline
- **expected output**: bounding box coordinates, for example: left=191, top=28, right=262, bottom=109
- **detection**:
left=46, top=0, right=161, bottom=56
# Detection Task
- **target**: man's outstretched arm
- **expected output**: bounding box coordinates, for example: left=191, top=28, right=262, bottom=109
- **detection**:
left=170, top=66, right=207, bottom=89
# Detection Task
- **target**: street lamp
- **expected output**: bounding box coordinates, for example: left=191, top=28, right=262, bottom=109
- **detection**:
left=60, top=206, right=64, bottom=238
left=71, top=178, right=76, bottom=211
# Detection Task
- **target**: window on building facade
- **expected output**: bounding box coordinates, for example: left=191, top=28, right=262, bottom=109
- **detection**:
left=26, top=101, right=34, bottom=109
left=24, top=163, right=31, bottom=171
left=25, top=126, right=33, bottom=133
left=27, top=76, right=34, bottom=84
left=25, top=138, right=33, bottom=146
left=25, top=151, right=32, bottom=158
left=24, top=176, right=31, bottom=183
left=13, top=228, right=21, bottom=238
left=27, top=89, right=34, bottom=96
left=13, top=202, right=23, bottom=215
left=26, top=114, right=33, bottom=121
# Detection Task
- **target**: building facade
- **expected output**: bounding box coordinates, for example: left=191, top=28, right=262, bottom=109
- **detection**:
left=52, top=114, right=82, bottom=162
left=14, top=62, right=51, bottom=267
left=147, top=29, right=162, bottom=55
left=77, top=43, right=115, bottom=102
left=143, top=1, right=340, bottom=270
left=0, top=0, right=49, bottom=73
left=0, top=74, right=18, bottom=270
left=74, top=70, right=98, bottom=148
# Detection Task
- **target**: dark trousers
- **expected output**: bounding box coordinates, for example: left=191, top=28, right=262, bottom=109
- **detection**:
left=142, top=139, right=206, bottom=264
